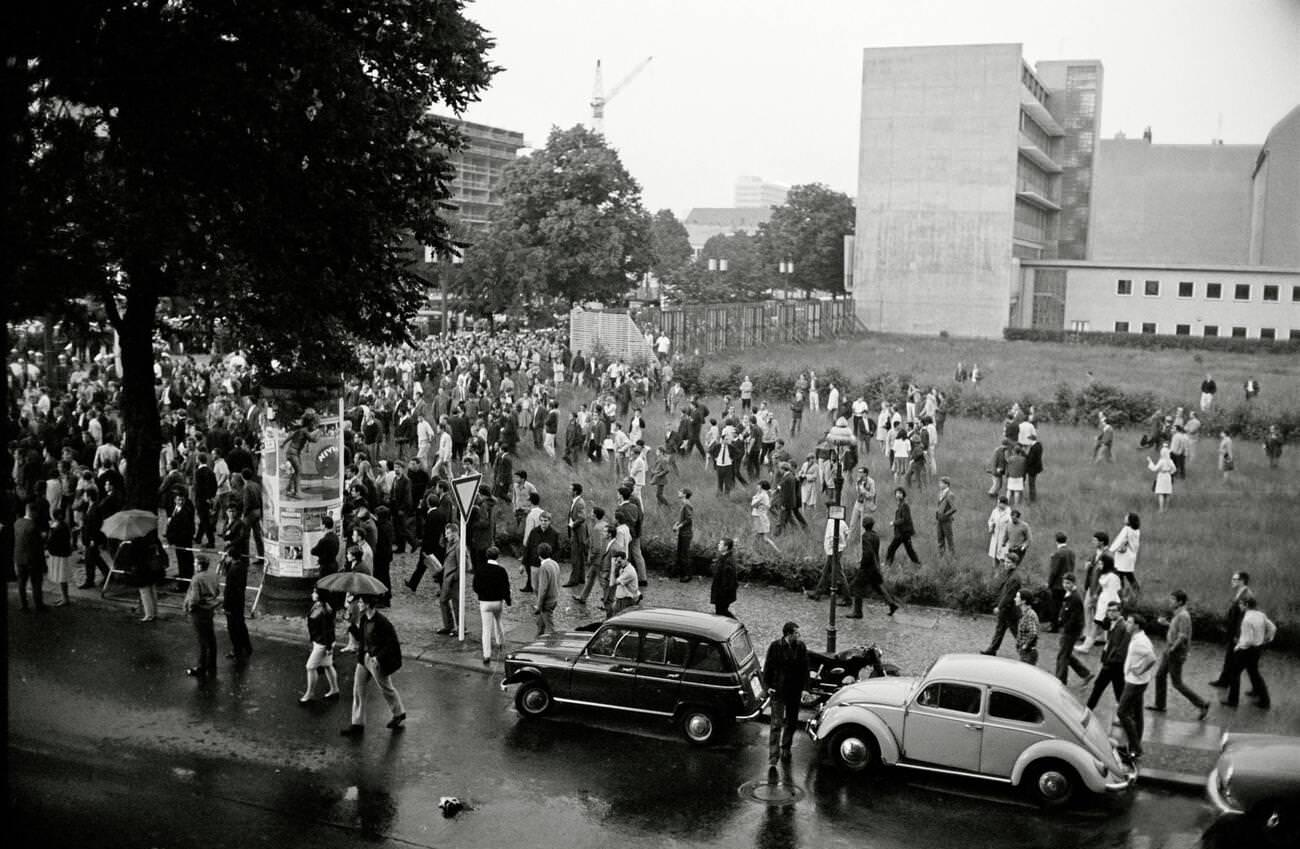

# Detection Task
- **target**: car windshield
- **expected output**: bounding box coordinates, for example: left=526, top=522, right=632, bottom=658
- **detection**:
left=728, top=629, right=755, bottom=667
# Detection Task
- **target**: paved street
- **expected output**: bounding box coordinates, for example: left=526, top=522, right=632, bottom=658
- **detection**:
left=4, top=590, right=1259, bottom=849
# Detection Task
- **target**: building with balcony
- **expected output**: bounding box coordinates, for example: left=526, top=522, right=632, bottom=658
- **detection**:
left=851, top=44, right=1102, bottom=338
left=437, top=116, right=526, bottom=234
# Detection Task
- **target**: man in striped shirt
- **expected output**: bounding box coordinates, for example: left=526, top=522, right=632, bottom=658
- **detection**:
left=1147, top=590, right=1209, bottom=720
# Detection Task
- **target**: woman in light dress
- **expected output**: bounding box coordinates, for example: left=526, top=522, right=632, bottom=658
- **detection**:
left=798, top=453, right=820, bottom=514
left=750, top=481, right=779, bottom=552
left=986, top=496, right=1012, bottom=569
left=1217, top=430, right=1235, bottom=482
left=1146, top=446, right=1176, bottom=512
left=1079, top=555, right=1122, bottom=653
left=1109, top=512, right=1141, bottom=594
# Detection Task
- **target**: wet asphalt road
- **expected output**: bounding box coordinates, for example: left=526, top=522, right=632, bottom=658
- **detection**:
left=8, top=604, right=1226, bottom=849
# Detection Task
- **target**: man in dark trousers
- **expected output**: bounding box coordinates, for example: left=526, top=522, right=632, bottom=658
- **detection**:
left=564, top=483, right=588, bottom=587
left=192, top=453, right=218, bottom=548
left=1025, top=434, right=1043, bottom=502
left=1045, top=532, right=1075, bottom=629
left=406, top=483, right=450, bottom=592
left=165, top=490, right=197, bottom=589
left=1209, top=571, right=1254, bottom=688
left=710, top=538, right=737, bottom=618
left=13, top=501, right=47, bottom=611
left=222, top=550, right=253, bottom=662
left=763, top=621, right=808, bottom=765
left=1055, top=574, right=1093, bottom=685
left=672, top=487, right=694, bottom=581
left=846, top=517, right=900, bottom=618
left=981, top=552, right=1022, bottom=655
left=240, top=470, right=265, bottom=559
left=183, top=556, right=221, bottom=678
left=1086, top=601, right=1132, bottom=710
left=311, top=515, right=341, bottom=576
left=341, top=595, right=406, bottom=736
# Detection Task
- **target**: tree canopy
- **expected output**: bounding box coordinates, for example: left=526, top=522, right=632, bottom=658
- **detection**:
left=671, top=231, right=769, bottom=303
left=6, top=0, right=498, bottom=507
left=648, top=208, right=693, bottom=285
left=758, top=183, right=855, bottom=296
left=460, top=125, right=652, bottom=309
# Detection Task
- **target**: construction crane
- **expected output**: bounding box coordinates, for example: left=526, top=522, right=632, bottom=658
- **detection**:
left=590, top=56, right=653, bottom=134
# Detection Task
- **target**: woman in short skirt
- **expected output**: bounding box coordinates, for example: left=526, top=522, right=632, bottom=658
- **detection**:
left=46, top=508, right=74, bottom=606
left=299, top=587, right=340, bottom=702
left=750, top=480, right=779, bottom=552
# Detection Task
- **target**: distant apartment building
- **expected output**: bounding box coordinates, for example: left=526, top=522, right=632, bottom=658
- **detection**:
left=683, top=207, right=774, bottom=256
left=851, top=43, right=1300, bottom=341
left=734, top=176, right=789, bottom=209
left=438, top=116, right=525, bottom=234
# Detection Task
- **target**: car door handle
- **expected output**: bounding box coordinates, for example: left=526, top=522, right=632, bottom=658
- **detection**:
left=612, top=665, right=636, bottom=673
left=963, top=723, right=983, bottom=731
left=665, top=673, right=681, bottom=679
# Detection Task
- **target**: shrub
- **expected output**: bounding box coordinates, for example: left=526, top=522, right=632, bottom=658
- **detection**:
left=1004, top=326, right=1300, bottom=356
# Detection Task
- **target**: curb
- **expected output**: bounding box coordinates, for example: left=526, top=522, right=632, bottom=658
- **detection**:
left=1137, top=767, right=1205, bottom=793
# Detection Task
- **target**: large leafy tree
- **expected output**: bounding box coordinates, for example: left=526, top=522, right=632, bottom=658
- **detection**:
left=648, top=209, right=692, bottom=284
left=671, top=232, right=768, bottom=303
left=463, top=125, right=652, bottom=308
left=6, top=0, right=498, bottom=509
left=758, top=183, right=855, bottom=296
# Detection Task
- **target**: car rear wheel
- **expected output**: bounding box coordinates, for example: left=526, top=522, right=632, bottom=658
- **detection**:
left=1024, top=760, right=1078, bottom=808
left=514, top=680, right=554, bottom=717
left=679, top=707, right=720, bottom=745
left=828, top=726, right=880, bottom=772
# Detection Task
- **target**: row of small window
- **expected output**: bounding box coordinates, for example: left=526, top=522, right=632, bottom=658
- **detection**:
left=1111, top=322, right=1298, bottom=340
left=1116, top=279, right=1299, bottom=302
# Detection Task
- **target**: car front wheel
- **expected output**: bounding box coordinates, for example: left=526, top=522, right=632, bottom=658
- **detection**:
left=828, top=726, right=880, bottom=772
left=1024, top=760, right=1078, bottom=808
left=679, top=707, right=720, bottom=745
left=514, top=680, right=554, bottom=717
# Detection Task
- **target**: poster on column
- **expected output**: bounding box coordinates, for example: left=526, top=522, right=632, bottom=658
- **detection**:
left=261, top=393, right=344, bottom=579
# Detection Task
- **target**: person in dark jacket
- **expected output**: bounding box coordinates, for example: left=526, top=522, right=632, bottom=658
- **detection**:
left=221, top=514, right=253, bottom=662
left=1045, top=532, right=1076, bottom=628
left=1086, top=601, right=1132, bottom=710
left=183, top=556, right=222, bottom=679
left=763, top=621, right=808, bottom=764
left=847, top=517, right=900, bottom=618
left=311, top=516, right=341, bottom=576
left=406, top=484, right=449, bottom=592
left=300, top=587, right=340, bottom=702
left=372, top=506, right=395, bottom=606
left=1024, top=434, right=1044, bottom=502
left=1055, top=574, right=1093, bottom=685
left=884, top=487, right=920, bottom=566
left=13, top=501, right=47, bottom=611
left=709, top=538, right=738, bottom=618
left=165, top=490, right=197, bottom=588
left=522, top=512, right=559, bottom=594
left=981, top=553, right=1023, bottom=656
left=192, top=454, right=218, bottom=547
left=473, top=546, right=512, bottom=665
left=341, top=596, right=405, bottom=736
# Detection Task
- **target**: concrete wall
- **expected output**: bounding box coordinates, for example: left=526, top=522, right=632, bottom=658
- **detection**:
left=1250, top=105, right=1300, bottom=268
left=1021, top=261, right=1300, bottom=339
left=1090, top=140, right=1256, bottom=265
left=854, top=44, right=1023, bottom=338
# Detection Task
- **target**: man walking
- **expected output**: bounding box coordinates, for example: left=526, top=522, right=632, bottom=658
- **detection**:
left=1015, top=591, right=1040, bottom=665
left=1117, top=615, right=1158, bottom=762
left=565, top=483, right=588, bottom=587
left=1055, top=574, right=1093, bottom=685
left=534, top=543, right=561, bottom=637
left=763, top=622, right=808, bottom=765
left=1148, top=590, right=1210, bottom=720
left=1222, top=596, right=1275, bottom=710
left=183, top=556, right=221, bottom=678
left=341, top=595, right=406, bottom=736
left=1209, top=571, right=1254, bottom=688
left=1086, top=601, right=1131, bottom=710
left=672, top=487, right=694, bottom=581
left=473, top=546, right=511, bottom=666
left=934, top=477, right=956, bottom=557
left=1045, top=532, right=1075, bottom=628
left=222, top=551, right=253, bottom=662
left=846, top=517, right=900, bottom=618
left=13, top=501, right=48, bottom=612
left=981, top=553, right=1022, bottom=655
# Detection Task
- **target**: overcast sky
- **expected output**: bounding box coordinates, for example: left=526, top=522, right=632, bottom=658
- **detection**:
left=456, top=0, right=1300, bottom=216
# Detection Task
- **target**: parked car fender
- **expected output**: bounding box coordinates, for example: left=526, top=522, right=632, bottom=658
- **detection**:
left=817, top=704, right=901, bottom=764
left=500, top=665, right=545, bottom=688
left=1011, top=739, right=1107, bottom=793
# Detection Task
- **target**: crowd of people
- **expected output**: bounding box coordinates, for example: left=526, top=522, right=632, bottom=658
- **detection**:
left=3, top=327, right=1287, bottom=751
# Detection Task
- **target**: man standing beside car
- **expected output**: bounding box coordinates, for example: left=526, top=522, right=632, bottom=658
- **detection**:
left=1117, top=614, right=1158, bottom=762
left=763, top=621, right=808, bottom=765
left=1014, top=591, right=1040, bottom=665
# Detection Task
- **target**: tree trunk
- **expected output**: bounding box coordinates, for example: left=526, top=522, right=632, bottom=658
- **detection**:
left=116, top=288, right=162, bottom=511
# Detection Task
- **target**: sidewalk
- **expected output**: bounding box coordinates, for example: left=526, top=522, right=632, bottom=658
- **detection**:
left=34, top=549, right=1300, bottom=791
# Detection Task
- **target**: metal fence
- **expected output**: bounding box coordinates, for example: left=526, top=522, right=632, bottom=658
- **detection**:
left=633, top=298, right=861, bottom=357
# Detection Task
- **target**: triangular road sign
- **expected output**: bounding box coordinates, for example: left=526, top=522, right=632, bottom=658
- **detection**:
left=450, top=472, right=482, bottom=522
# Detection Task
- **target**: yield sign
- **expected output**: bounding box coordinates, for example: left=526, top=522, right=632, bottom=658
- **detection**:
left=450, top=472, right=482, bottom=522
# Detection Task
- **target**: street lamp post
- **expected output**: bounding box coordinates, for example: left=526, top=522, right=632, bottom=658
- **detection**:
left=777, top=259, right=794, bottom=299
left=824, top=418, right=856, bottom=654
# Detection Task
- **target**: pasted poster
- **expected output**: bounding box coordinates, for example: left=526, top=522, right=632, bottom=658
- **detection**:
left=261, top=396, right=343, bottom=579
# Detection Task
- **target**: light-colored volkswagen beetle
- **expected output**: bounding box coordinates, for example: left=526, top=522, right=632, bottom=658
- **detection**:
left=807, top=653, right=1136, bottom=807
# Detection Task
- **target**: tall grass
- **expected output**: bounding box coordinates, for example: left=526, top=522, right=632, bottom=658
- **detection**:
left=502, top=383, right=1299, bottom=643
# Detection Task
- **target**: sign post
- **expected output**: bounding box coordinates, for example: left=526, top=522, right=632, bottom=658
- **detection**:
left=450, top=472, right=482, bottom=642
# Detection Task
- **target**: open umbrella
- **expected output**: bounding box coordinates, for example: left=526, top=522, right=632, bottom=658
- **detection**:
left=317, top=571, right=388, bottom=596
left=101, top=509, right=161, bottom=541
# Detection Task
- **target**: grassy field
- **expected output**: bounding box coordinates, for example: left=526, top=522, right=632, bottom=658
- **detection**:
left=506, top=385, right=1297, bottom=640
left=706, top=333, right=1300, bottom=417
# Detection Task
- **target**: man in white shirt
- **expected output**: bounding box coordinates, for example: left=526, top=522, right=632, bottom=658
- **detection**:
left=628, top=443, right=648, bottom=500
left=656, top=334, right=670, bottom=359
left=1117, top=615, right=1158, bottom=760
left=1223, top=596, right=1275, bottom=709
left=416, top=417, right=436, bottom=469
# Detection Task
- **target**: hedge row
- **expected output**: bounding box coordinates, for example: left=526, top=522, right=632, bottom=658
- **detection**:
left=1004, top=327, right=1300, bottom=355
left=675, top=360, right=1296, bottom=441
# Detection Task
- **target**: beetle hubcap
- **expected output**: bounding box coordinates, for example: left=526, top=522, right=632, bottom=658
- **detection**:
left=524, top=689, right=548, bottom=712
left=1038, top=771, right=1068, bottom=799
left=839, top=737, right=869, bottom=767
left=687, top=714, right=712, bottom=739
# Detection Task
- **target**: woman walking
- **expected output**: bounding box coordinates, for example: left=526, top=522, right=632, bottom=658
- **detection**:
left=300, top=588, right=341, bottom=702
left=751, top=481, right=779, bottom=552
left=1110, top=512, right=1141, bottom=595
left=1146, top=446, right=1176, bottom=512
left=1078, top=554, right=1121, bottom=653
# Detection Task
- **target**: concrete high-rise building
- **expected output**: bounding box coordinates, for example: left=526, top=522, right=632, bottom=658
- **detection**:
left=734, top=176, right=789, bottom=209
left=852, top=44, right=1102, bottom=337
left=438, top=117, right=525, bottom=233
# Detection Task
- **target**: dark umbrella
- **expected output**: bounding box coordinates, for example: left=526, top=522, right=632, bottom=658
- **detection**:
left=316, top=571, right=388, bottom=596
left=101, top=509, right=161, bottom=541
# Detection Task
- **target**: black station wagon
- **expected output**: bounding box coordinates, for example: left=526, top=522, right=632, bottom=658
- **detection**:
left=500, top=608, right=768, bottom=744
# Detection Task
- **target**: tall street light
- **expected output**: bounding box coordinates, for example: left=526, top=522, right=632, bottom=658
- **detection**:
left=777, top=259, right=794, bottom=298
left=823, top=417, right=857, bottom=653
